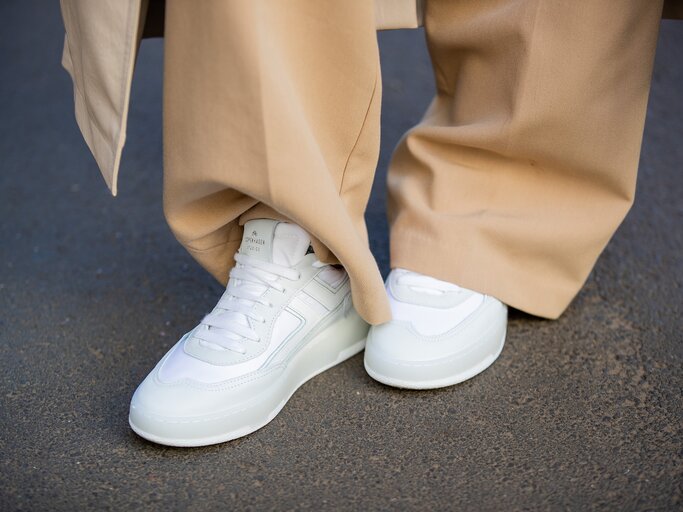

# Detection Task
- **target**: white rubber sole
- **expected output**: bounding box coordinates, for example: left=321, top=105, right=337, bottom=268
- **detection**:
left=129, top=313, right=367, bottom=447
left=364, top=330, right=506, bottom=390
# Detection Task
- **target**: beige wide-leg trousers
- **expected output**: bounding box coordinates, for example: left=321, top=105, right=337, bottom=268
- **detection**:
left=163, top=0, right=662, bottom=325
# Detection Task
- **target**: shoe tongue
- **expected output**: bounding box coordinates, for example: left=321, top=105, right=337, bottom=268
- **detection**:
left=240, top=219, right=311, bottom=266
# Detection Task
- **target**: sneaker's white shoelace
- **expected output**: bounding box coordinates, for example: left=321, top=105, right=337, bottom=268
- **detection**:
left=195, top=252, right=301, bottom=354
left=395, top=270, right=463, bottom=295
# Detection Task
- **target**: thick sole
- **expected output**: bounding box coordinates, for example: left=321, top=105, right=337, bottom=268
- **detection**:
left=364, top=329, right=506, bottom=390
left=129, top=312, right=367, bottom=447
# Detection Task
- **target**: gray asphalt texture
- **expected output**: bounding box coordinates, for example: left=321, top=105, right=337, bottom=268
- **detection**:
left=1, top=2, right=681, bottom=511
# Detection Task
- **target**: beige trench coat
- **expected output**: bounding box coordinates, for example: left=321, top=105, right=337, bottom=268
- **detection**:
left=59, top=0, right=424, bottom=197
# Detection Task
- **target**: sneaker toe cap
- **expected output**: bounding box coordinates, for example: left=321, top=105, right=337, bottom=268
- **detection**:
left=364, top=299, right=507, bottom=388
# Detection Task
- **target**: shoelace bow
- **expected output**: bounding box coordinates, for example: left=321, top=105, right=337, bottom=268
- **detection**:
left=195, top=252, right=301, bottom=354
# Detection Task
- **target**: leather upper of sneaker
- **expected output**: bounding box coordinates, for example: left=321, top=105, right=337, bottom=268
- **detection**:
left=386, top=268, right=485, bottom=336
left=367, top=268, right=505, bottom=362
left=155, top=219, right=351, bottom=385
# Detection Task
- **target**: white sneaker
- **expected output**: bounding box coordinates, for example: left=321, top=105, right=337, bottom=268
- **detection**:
left=129, top=219, right=368, bottom=446
left=364, top=268, right=507, bottom=389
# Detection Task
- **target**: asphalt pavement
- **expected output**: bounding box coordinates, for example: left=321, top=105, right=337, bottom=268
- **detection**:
left=1, top=2, right=681, bottom=510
